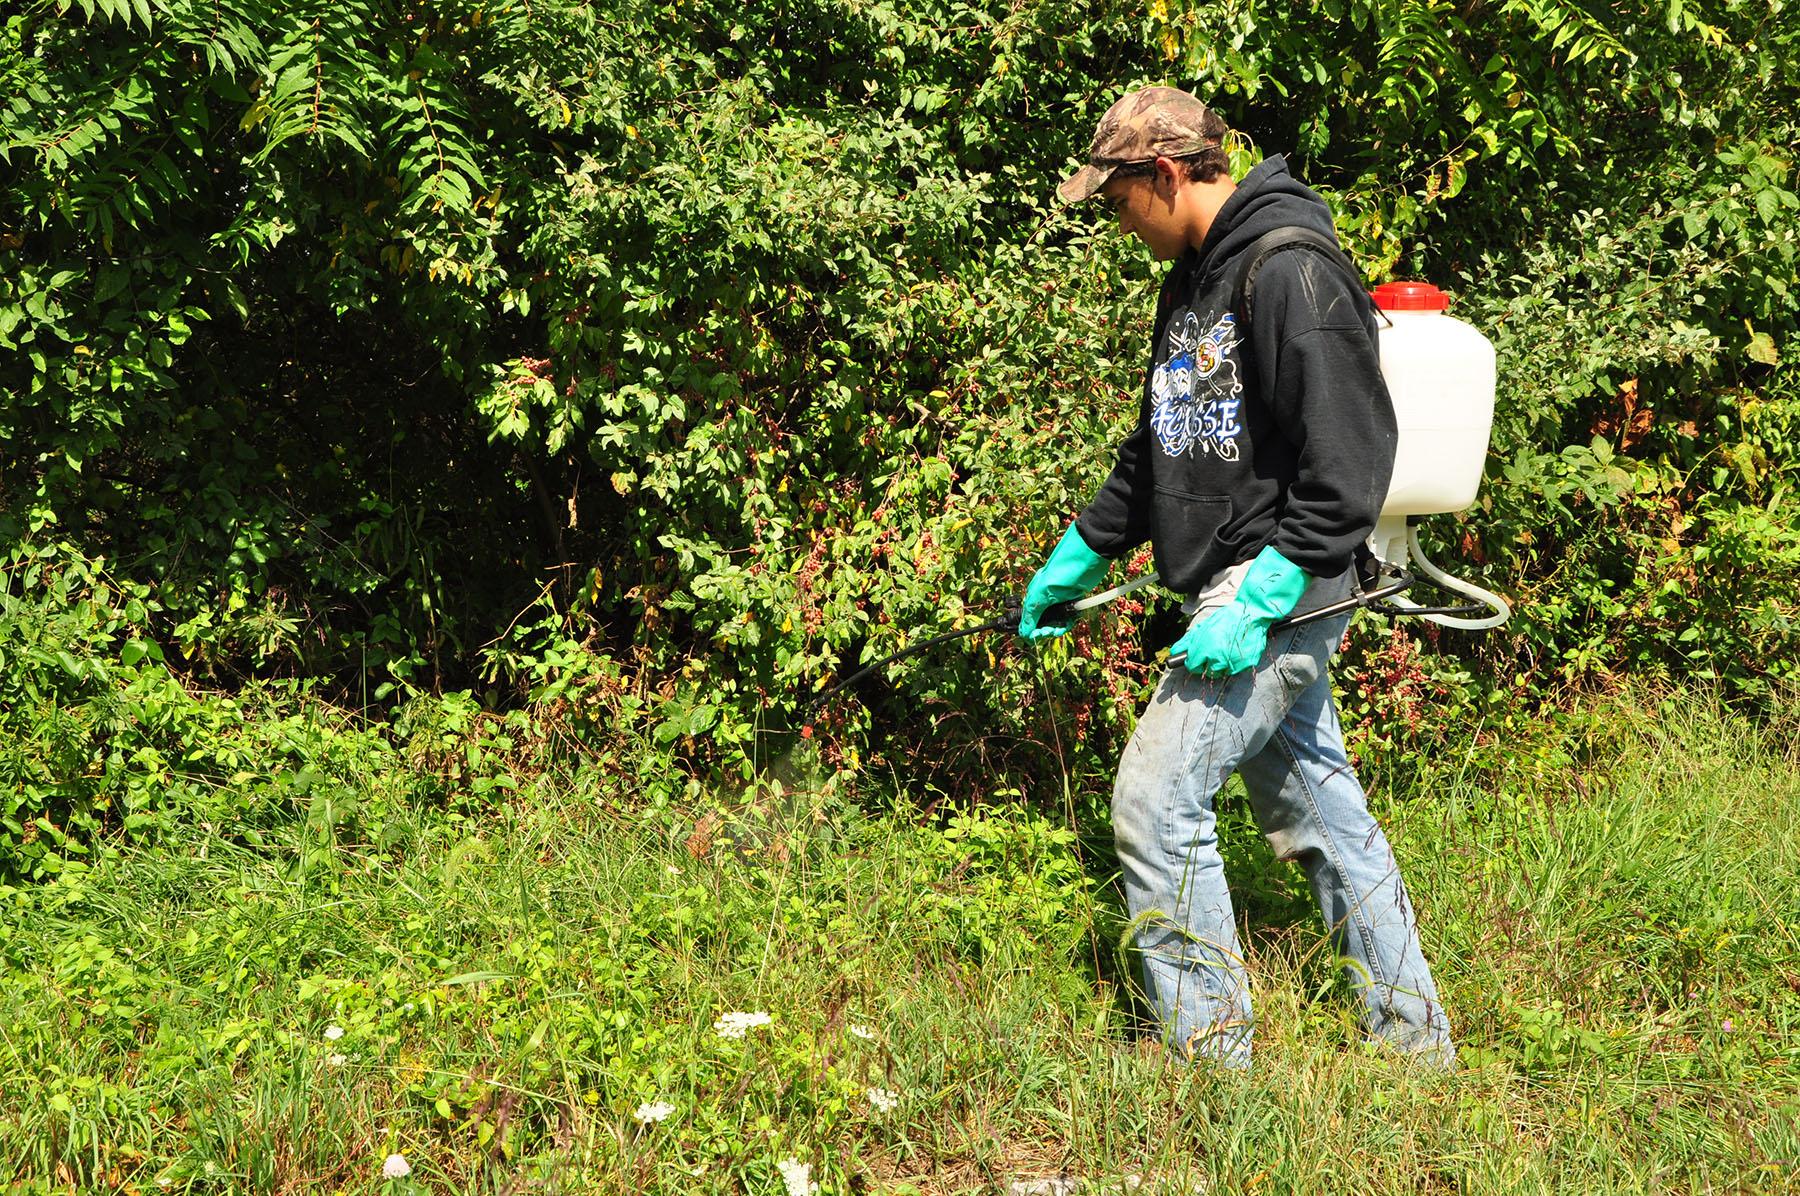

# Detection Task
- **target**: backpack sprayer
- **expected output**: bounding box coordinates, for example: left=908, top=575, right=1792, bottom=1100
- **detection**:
left=809, top=239, right=1510, bottom=708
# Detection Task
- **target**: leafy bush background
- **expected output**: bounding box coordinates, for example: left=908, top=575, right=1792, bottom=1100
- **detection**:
left=2, top=0, right=1797, bottom=868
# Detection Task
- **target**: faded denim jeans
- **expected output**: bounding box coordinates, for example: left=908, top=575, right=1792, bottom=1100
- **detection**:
left=1112, top=609, right=1453, bottom=1067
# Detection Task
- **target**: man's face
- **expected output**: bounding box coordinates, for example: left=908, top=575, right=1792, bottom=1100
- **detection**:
left=1100, top=165, right=1187, bottom=261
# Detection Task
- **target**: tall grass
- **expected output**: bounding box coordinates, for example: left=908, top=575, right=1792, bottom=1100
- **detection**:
left=1, top=689, right=1795, bottom=1193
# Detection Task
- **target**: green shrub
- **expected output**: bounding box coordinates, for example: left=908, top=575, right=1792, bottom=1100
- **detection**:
left=1, top=0, right=1795, bottom=800
left=0, top=543, right=545, bottom=877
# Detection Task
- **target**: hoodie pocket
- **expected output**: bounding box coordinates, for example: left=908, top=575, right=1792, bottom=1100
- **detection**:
left=1150, top=486, right=1230, bottom=589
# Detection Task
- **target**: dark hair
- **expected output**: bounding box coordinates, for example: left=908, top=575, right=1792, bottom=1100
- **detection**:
left=1113, top=144, right=1232, bottom=185
left=1178, top=145, right=1232, bottom=184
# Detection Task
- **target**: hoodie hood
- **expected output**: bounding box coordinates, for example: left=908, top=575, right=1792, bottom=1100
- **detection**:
left=1182, top=155, right=1339, bottom=290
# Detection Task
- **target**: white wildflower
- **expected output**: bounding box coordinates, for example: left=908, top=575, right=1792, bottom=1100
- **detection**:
left=633, top=1100, right=677, bottom=1125
left=327, top=1053, right=347, bottom=1067
left=1006, top=1181, right=1077, bottom=1196
left=776, top=1157, right=819, bottom=1196
left=713, top=1010, right=773, bottom=1039
left=866, top=1086, right=898, bottom=1115
left=323, top=1024, right=345, bottom=1041
left=381, top=1153, right=411, bottom=1179
left=847, top=1024, right=876, bottom=1041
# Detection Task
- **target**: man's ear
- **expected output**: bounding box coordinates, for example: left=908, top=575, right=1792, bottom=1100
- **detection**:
left=1152, top=155, right=1183, bottom=196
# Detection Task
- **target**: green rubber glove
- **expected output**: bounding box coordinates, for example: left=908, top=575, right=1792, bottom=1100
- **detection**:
left=1169, top=545, right=1310, bottom=676
left=1018, top=523, right=1110, bottom=639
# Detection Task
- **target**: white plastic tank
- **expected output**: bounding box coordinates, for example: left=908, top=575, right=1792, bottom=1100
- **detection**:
left=1362, top=281, right=1510, bottom=628
left=1371, top=281, right=1496, bottom=517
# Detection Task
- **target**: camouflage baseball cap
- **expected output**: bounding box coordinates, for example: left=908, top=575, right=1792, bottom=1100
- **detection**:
left=1057, top=86, right=1224, bottom=203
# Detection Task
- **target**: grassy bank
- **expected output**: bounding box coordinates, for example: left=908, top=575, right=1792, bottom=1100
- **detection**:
left=2, top=690, right=1797, bottom=1194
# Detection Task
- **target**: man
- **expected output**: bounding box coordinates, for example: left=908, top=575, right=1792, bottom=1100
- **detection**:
left=1020, top=86, right=1452, bottom=1067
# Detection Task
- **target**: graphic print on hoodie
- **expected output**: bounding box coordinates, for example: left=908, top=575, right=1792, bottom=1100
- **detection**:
left=1148, top=310, right=1243, bottom=462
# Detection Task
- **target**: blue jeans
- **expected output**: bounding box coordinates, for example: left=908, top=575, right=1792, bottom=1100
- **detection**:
left=1111, top=611, right=1452, bottom=1066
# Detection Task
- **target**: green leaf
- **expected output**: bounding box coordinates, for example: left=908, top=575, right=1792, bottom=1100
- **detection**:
left=1745, top=322, right=1779, bottom=366
left=441, top=971, right=512, bottom=986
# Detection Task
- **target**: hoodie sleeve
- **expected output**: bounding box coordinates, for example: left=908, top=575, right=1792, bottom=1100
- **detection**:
left=1248, top=250, right=1398, bottom=576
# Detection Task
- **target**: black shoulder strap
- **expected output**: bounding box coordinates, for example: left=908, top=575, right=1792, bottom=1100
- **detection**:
left=1231, top=226, right=1368, bottom=330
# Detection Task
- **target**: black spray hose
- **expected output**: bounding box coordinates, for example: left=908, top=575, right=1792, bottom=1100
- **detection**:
left=802, top=562, right=1498, bottom=709
left=802, top=600, right=1063, bottom=708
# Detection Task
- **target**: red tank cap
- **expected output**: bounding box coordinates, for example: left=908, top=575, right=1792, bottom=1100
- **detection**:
left=1370, top=281, right=1450, bottom=312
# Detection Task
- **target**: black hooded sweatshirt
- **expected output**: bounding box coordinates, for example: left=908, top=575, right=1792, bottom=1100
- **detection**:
left=1073, top=156, right=1397, bottom=597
